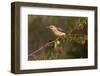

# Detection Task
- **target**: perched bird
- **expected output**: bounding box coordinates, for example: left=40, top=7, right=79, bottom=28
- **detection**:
left=48, top=25, right=66, bottom=37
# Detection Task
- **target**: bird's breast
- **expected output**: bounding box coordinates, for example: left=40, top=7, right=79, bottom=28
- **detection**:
left=54, top=31, right=65, bottom=37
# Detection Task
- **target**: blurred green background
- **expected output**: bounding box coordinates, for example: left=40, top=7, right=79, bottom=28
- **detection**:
left=28, top=15, right=88, bottom=60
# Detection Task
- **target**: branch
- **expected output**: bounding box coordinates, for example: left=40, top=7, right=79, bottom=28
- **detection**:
left=28, top=34, right=87, bottom=56
left=28, top=38, right=58, bottom=56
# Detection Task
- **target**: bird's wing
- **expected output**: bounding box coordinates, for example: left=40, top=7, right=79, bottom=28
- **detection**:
left=57, top=27, right=64, bottom=32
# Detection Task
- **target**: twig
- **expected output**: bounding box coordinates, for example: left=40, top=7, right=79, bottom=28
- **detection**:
left=28, top=38, right=58, bottom=56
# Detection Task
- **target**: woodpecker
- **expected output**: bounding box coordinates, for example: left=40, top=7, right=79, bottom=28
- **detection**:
left=48, top=25, right=66, bottom=37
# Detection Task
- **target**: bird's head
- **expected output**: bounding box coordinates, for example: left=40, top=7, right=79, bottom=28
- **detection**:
left=47, top=25, right=57, bottom=31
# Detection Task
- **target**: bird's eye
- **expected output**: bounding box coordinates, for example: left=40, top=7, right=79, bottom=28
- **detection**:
left=50, top=26, right=53, bottom=28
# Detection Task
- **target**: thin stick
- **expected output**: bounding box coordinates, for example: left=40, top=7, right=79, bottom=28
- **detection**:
left=28, top=39, right=57, bottom=56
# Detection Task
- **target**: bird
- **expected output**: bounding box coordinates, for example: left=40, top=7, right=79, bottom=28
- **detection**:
left=47, top=25, right=66, bottom=37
